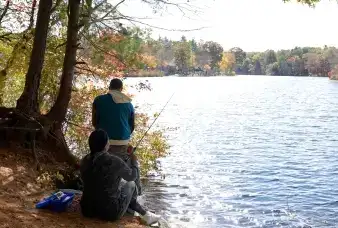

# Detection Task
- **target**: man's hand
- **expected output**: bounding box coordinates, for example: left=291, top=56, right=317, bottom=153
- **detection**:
left=74, top=163, right=80, bottom=170
left=127, top=145, right=135, bottom=154
left=130, top=153, right=138, bottom=165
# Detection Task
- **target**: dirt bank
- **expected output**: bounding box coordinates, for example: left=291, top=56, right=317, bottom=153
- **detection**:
left=0, top=148, right=146, bottom=228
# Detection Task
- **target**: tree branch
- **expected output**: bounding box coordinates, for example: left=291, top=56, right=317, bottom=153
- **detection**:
left=51, top=0, right=62, bottom=13
left=0, top=0, right=10, bottom=25
left=93, top=0, right=106, bottom=11
left=118, top=14, right=207, bottom=32
left=141, top=0, right=203, bottom=17
left=96, top=0, right=126, bottom=22
left=80, top=32, right=128, bottom=68
left=74, top=65, right=97, bottom=78
left=28, top=0, right=37, bottom=30
left=55, top=41, right=67, bottom=50
left=0, top=32, right=12, bottom=42
left=65, top=119, right=92, bottom=131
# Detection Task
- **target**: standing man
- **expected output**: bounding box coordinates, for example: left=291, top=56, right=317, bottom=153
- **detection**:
left=92, top=78, right=141, bottom=195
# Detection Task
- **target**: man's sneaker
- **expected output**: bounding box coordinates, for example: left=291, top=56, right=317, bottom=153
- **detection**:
left=141, top=211, right=161, bottom=225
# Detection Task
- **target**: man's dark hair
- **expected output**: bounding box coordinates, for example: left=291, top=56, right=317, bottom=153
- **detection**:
left=109, top=78, right=123, bottom=90
left=88, top=129, right=109, bottom=154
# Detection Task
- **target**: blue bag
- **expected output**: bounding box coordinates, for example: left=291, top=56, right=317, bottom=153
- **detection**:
left=35, top=191, right=75, bottom=212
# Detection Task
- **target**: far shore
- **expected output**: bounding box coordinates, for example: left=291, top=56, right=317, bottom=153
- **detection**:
left=124, top=74, right=332, bottom=78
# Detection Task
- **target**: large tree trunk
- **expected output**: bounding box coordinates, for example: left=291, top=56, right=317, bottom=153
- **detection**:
left=16, top=0, right=53, bottom=114
left=47, top=0, right=81, bottom=123
left=0, top=0, right=80, bottom=167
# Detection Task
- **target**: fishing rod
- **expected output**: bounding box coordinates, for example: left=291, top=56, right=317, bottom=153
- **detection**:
left=129, top=92, right=175, bottom=154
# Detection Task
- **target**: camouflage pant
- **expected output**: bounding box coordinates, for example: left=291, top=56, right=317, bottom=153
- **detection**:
left=108, top=145, right=142, bottom=195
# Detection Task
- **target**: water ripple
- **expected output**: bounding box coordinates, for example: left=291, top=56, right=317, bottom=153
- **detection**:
left=128, top=76, right=338, bottom=228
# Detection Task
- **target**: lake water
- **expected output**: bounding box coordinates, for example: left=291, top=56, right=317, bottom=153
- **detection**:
left=126, top=76, right=338, bottom=228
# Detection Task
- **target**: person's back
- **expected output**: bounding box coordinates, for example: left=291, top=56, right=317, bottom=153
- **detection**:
left=80, top=130, right=161, bottom=224
left=92, top=79, right=142, bottom=195
left=80, top=151, right=136, bottom=220
left=92, top=78, right=135, bottom=144
left=93, top=93, right=133, bottom=142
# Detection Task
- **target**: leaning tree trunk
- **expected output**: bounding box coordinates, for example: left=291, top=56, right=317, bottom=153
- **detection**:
left=16, top=0, right=53, bottom=114
left=47, top=0, right=81, bottom=123
left=0, top=0, right=81, bottom=167
left=42, top=0, right=81, bottom=165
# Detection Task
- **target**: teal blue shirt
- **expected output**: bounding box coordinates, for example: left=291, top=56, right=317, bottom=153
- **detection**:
left=93, top=94, right=134, bottom=140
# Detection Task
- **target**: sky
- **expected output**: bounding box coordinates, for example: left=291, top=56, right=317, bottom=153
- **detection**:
left=119, top=0, right=338, bottom=52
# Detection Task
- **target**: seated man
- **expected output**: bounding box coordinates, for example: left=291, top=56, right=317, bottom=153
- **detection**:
left=92, top=78, right=142, bottom=195
left=80, top=129, right=161, bottom=225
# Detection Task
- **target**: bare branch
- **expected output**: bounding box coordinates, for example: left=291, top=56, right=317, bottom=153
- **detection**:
left=141, top=0, right=203, bottom=16
left=28, top=0, right=37, bottom=30
left=0, top=0, right=10, bottom=25
left=94, top=13, right=205, bottom=33
left=93, top=0, right=107, bottom=11
left=96, top=0, right=126, bottom=22
left=55, top=41, right=67, bottom=49
left=118, top=14, right=207, bottom=32
left=97, top=20, right=124, bottom=31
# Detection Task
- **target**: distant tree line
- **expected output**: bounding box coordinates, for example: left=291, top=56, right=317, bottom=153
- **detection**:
left=137, top=35, right=338, bottom=77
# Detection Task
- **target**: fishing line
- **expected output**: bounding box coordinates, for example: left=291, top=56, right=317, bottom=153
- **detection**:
left=132, top=92, right=175, bottom=153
